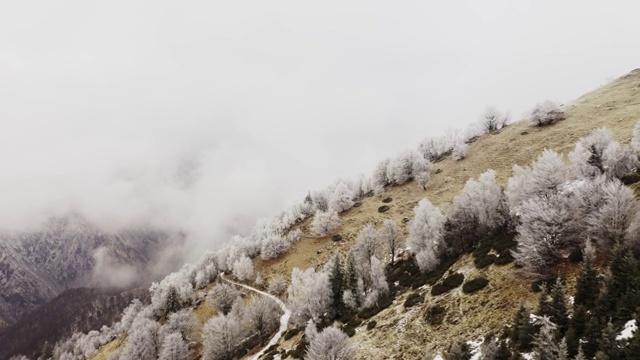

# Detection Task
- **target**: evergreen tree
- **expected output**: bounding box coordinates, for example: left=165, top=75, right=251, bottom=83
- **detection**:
left=549, top=278, right=569, bottom=338
left=443, top=340, right=472, bottom=360
left=494, top=339, right=512, bottom=360
left=597, top=321, right=619, bottom=360
left=511, top=303, right=535, bottom=352
left=565, top=327, right=580, bottom=359
left=614, top=251, right=640, bottom=325
left=536, top=284, right=552, bottom=318
left=328, top=253, right=345, bottom=316
left=531, top=316, right=563, bottom=360
left=165, top=285, right=181, bottom=315
left=574, top=241, right=599, bottom=309
left=583, top=316, right=602, bottom=359
left=574, top=347, right=586, bottom=360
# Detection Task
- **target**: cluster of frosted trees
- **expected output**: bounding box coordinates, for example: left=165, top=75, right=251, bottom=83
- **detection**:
left=39, top=101, right=583, bottom=359
left=201, top=284, right=282, bottom=360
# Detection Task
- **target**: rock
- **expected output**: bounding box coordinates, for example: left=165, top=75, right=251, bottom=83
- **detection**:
left=315, top=249, right=323, bottom=255
left=332, top=235, right=342, bottom=242
left=382, top=197, right=393, bottom=203
left=353, top=201, right=363, bottom=208
left=402, top=217, right=410, bottom=224
left=378, top=205, right=390, bottom=213
left=435, top=169, right=442, bottom=174
left=521, top=131, right=529, bottom=135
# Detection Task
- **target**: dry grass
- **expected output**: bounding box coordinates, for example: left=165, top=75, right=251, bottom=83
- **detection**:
left=257, top=68, right=640, bottom=285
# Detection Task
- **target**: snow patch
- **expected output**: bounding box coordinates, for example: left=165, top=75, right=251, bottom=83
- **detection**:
left=468, top=338, right=484, bottom=360
left=617, top=319, right=637, bottom=341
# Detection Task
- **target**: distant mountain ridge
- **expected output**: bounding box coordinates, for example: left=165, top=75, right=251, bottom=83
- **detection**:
left=0, top=214, right=180, bottom=327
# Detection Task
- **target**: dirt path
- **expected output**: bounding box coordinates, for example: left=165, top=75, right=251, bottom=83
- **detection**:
left=221, top=274, right=291, bottom=360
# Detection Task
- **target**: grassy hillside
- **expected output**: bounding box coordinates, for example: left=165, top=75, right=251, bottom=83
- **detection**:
left=88, top=68, right=640, bottom=359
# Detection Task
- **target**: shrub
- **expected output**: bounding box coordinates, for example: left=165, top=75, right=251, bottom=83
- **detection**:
left=474, top=254, right=496, bottom=269
left=528, top=100, right=563, bottom=126
left=404, top=293, right=424, bottom=308
left=431, top=273, right=464, bottom=296
left=462, top=278, right=489, bottom=294
left=494, top=251, right=514, bottom=266
left=424, top=305, right=446, bottom=325
left=283, top=327, right=302, bottom=341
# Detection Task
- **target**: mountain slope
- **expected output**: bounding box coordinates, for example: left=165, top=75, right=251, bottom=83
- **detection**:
left=0, top=215, right=180, bottom=327
left=67, top=68, right=640, bottom=360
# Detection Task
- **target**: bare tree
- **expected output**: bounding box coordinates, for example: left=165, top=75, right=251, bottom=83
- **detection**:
left=354, top=224, right=381, bottom=273
left=382, top=219, right=402, bottom=266
left=480, top=106, right=508, bottom=132
left=260, top=234, right=290, bottom=260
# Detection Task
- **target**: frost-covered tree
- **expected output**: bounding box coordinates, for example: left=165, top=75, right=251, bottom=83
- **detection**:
left=446, top=170, right=508, bottom=254
left=158, top=333, right=189, bottom=360
left=363, top=256, right=388, bottom=309
left=207, top=283, right=241, bottom=315
left=451, top=141, right=468, bottom=161
left=382, top=219, right=401, bottom=266
left=587, top=179, right=638, bottom=251
left=311, top=191, right=329, bottom=212
left=268, top=274, right=288, bottom=297
left=260, top=234, right=290, bottom=260
left=311, top=210, right=341, bottom=237
left=407, top=199, right=446, bottom=272
left=232, top=253, right=254, bottom=281
left=329, top=182, right=355, bottom=212
left=354, top=224, right=381, bottom=273
left=569, top=128, right=637, bottom=179
left=119, top=318, right=160, bottom=360
left=305, top=324, right=355, bottom=360
left=480, top=106, right=508, bottom=132
left=372, top=159, right=391, bottom=194
left=287, top=228, right=303, bottom=244
left=512, top=194, right=570, bottom=276
left=506, top=149, right=568, bottom=215
left=287, top=267, right=332, bottom=324
left=412, top=156, right=432, bottom=190
left=245, top=297, right=281, bottom=344
left=160, top=309, right=198, bottom=344
left=202, top=313, right=242, bottom=360
left=528, top=100, right=563, bottom=126
left=387, top=151, right=416, bottom=185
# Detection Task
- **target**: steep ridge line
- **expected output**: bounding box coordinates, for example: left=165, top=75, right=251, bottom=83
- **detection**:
left=220, top=274, right=291, bottom=360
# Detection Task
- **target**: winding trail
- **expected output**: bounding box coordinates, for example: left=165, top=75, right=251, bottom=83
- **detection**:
left=221, top=274, right=291, bottom=360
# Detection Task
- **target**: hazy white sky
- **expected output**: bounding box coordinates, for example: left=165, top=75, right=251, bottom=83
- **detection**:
left=1, top=1, right=639, bottom=258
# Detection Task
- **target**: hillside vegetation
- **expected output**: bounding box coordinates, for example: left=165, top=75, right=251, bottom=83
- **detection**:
left=18, top=68, right=640, bottom=360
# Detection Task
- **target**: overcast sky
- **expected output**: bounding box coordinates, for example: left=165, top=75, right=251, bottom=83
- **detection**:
left=1, top=1, right=639, bottom=259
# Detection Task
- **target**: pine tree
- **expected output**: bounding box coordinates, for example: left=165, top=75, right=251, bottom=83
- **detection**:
left=531, top=316, right=562, bottom=360
left=536, top=284, right=552, bottom=318
left=565, top=327, right=580, bottom=359
left=328, top=253, right=345, bottom=317
left=614, top=251, right=640, bottom=325
left=597, top=321, right=619, bottom=360
left=574, top=241, right=599, bottom=309
left=574, top=346, right=586, bottom=360
left=549, top=279, right=569, bottom=338
left=583, top=316, right=602, bottom=359
left=342, top=250, right=361, bottom=311
left=511, top=303, right=535, bottom=352
left=494, top=339, right=512, bottom=360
